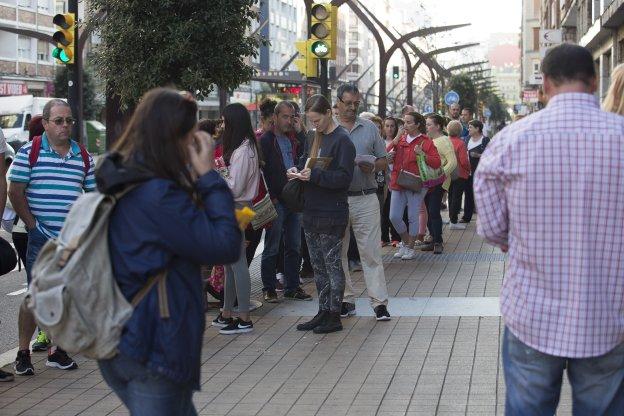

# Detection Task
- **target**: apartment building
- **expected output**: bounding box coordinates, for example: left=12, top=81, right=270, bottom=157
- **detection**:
left=0, top=0, right=68, bottom=96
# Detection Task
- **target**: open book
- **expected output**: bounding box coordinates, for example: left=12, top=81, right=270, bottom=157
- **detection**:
left=305, top=157, right=332, bottom=170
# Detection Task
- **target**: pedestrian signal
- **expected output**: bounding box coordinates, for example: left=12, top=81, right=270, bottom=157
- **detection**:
left=392, top=66, right=400, bottom=79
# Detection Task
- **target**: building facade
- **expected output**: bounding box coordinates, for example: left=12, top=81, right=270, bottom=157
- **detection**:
left=542, top=0, right=624, bottom=100
left=521, top=0, right=543, bottom=101
left=0, top=0, right=67, bottom=97
left=259, top=0, right=299, bottom=72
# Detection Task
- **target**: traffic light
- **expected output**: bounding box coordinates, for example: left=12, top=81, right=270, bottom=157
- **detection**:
left=51, top=13, right=75, bottom=64
left=310, top=2, right=337, bottom=59
left=295, top=40, right=318, bottom=78
left=392, top=66, right=399, bottom=79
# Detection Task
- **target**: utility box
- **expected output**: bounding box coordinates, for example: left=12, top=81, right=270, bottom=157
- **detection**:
left=85, top=120, right=106, bottom=154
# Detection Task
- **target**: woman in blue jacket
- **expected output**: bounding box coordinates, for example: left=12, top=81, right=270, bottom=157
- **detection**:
left=95, top=88, right=241, bottom=416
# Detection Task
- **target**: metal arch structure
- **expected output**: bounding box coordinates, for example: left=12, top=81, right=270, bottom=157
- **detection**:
left=448, top=61, right=489, bottom=73
left=349, top=0, right=470, bottom=116
left=404, top=42, right=480, bottom=106
left=345, top=0, right=468, bottom=117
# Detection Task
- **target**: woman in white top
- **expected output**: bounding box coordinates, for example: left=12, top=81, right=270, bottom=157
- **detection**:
left=212, top=103, right=261, bottom=335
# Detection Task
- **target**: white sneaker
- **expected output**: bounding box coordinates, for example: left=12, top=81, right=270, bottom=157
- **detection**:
left=401, top=248, right=416, bottom=260
left=449, top=223, right=467, bottom=230
left=442, top=219, right=450, bottom=225
left=394, top=243, right=408, bottom=258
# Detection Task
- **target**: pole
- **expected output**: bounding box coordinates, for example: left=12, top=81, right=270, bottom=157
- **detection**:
left=67, top=0, right=82, bottom=143
left=320, top=59, right=329, bottom=99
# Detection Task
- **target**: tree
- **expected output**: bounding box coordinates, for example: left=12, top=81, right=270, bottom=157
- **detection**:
left=89, top=0, right=264, bottom=108
left=483, top=92, right=510, bottom=123
left=447, top=74, right=477, bottom=113
left=53, top=65, right=102, bottom=120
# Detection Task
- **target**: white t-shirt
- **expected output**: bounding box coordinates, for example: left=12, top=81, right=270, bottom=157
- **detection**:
left=467, top=136, right=483, bottom=151
left=406, top=133, right=421, bottom=144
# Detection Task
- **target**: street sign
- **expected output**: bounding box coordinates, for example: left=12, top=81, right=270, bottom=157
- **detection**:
left=444, top=90, right=460, bottom=106
left=484, top=108, right=492, bottom=118
left=424, top=104, right=433, bottom=113
left=539, top=29, right=562, bottom=58
left=529, top=73, right=543, bottom=85
left=523, top=89, right=539, bottom=103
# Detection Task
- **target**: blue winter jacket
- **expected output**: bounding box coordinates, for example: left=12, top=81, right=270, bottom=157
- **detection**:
left=97, top=154, right=241, bottom=390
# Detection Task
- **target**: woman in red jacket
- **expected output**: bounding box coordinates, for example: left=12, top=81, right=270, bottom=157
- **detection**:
left=387, top=112, right=441, bottom=260
left=447, top=120, right=471, bottom=230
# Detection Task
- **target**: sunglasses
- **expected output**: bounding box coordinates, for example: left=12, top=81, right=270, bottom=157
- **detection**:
left=46, top=117, right=76, bottom=126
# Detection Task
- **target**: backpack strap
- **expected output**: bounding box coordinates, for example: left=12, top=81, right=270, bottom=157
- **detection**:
left=78, top=143, right=90, bottom=176
left=29, top=136, right=90, bottom=177
left=130, top=271, right=170, bottom=319
left=29, top=136, right=42, bottom=169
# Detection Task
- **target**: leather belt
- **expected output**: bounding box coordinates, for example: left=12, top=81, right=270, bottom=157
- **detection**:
left=347, top=188, right=378, bottom=197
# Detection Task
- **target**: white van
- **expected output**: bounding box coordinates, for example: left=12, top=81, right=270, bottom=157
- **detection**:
left=0, top=95, right=65, bottom=148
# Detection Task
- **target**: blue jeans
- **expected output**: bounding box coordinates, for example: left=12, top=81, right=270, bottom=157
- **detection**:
left=261, top=202, right=302, bottom=292
left=503, top=327, right=624, bottom=416
left=99, top=354, right=197, bottom=416
left=25, top=227, right=49, bottom=284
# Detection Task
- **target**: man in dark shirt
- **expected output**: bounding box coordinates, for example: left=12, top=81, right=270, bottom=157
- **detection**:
left=260, top=102, right=312, bottom=302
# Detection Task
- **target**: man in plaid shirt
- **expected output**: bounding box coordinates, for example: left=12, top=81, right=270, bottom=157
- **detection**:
left=475, top=44, right=624, bottom=415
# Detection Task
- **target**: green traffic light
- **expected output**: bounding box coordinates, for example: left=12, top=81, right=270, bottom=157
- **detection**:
left=52, top=47, right=71, bottom=64
left=311, top=40, right=329, bottom=58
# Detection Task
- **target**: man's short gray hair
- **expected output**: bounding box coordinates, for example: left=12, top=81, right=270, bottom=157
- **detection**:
left=336, top=83, right=359, bottom=100
left=42, top=99, right=71, bottom=120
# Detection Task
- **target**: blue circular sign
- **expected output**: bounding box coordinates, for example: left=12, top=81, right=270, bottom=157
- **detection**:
left=484, top=108, right=492, bottom=118
left=444, top=90, right=460, bottom=106
left=424, top=104, right=433, bottom=113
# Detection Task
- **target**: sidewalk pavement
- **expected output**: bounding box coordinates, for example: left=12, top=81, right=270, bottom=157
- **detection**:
left=0, top=216, right=574, bottom=416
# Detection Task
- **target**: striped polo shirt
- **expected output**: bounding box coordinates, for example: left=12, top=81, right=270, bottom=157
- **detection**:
left=8, top=133, right=96, bottom=239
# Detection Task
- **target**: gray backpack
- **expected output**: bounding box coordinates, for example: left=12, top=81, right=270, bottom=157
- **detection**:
left=27, top=189, right=169, bottom=360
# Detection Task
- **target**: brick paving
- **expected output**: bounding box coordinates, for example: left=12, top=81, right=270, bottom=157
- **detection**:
left=0, top=219, right=574, bottom=415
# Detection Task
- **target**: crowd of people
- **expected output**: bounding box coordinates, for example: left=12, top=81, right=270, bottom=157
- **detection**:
left=0, top=42, right=623, bottom=415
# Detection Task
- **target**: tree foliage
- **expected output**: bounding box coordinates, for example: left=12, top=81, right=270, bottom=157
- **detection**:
left=483, top=91, right=510, bottom=123
left=53, top=65, right=102, bottom=120
left=447, top=74, right=477, bottom=113
left=88, top=0, right=264, bottom=107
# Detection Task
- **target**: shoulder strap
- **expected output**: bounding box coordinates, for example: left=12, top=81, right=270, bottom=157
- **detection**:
left=78, top=144, right=90, bottom=176
left=29, top=136, right=42, bottom=168
left=130, top=270, right=170, bottom=319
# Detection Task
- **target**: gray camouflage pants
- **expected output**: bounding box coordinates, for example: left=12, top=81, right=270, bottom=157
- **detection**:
left=304, top=231, right=345, bottom=313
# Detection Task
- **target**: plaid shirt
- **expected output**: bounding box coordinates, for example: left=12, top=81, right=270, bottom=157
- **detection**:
left=475, top=92, right=624, bottom=358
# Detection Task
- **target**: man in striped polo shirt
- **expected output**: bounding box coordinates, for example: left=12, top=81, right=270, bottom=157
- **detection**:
left=8, top=99, right=95, bottom=376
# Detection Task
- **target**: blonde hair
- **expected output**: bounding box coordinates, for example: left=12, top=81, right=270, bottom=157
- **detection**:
left=603, top=63, right=624, bottom=115
left=447, top=120, right=462, bottom=137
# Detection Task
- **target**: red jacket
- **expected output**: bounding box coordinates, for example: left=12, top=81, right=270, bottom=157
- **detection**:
left=449, top=136, right=471, bottom=180
left=389, top=134, right=441, bottom=191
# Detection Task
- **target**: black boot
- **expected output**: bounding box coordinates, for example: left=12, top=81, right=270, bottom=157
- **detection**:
left=312, top=312, right=343, bottom=334
left=296, top=310, right=328, bottom=331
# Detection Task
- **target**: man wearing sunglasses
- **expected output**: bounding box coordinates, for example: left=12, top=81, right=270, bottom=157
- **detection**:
left=8, top=99, right=95, bottom=377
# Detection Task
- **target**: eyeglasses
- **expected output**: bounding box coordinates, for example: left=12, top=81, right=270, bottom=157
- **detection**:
left=46, top=117, right=76, bottom=126
left=338, top=97, right=360, bottom=108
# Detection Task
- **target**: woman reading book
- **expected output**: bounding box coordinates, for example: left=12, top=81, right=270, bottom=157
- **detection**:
left=287, top=95, right=355, bottom=334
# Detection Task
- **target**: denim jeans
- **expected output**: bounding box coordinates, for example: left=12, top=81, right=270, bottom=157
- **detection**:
left=25, top=227, right=49, bottom=284
left=424, top=185, right=443, bottom=244
left=99, top=354, right=197, bottom=416
left=503, top=328, right=624, bottom=416
left=261, top=202, right=302, bottom=292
